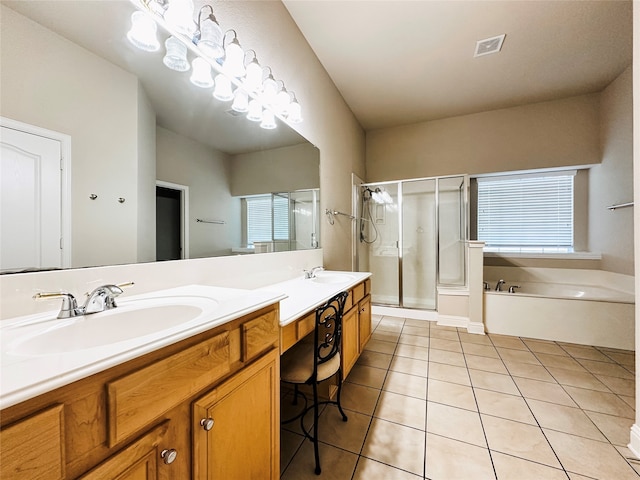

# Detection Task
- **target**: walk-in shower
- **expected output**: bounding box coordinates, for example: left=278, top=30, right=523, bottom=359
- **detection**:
left=356, top=176, right=468, bottom=311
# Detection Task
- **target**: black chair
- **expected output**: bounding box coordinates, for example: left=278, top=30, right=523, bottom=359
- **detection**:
left=280, top=291, right=349, bottom=475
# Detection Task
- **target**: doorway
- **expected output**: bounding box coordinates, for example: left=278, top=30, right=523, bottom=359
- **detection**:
left=156, top=181, right=189, bottom=261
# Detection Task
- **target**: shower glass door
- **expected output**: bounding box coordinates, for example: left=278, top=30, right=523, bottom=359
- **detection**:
left=402, top=179, right=437, bottom=309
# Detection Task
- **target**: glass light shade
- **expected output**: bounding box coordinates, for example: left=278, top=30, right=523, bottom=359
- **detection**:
left=261, top=75, right=278, bottom=105
left=127, top=11, right=160, bottom=52
left=380, top=190, right=393, bottom=204
left=231, top=90, right=249, bottom=113
left=223, top=39, right=246, bottom=78
left=163, top=36, right=190, bottom=72
left=275, top=89, right=291, bottom=116
left=190, top=57, right=214, bottom=88
left=260, top=109, right=277, bottom=130
left=197, top=17, right=224, bottom=59
left=243, top=60, right=262, bottom=93
left=371, top=191, right=384, bottom=204
left=212, top=74, right=234, bottom=101
left=287, top=99, right=303, bottom=124
left=163, top=0, right=195, bottom=36
left=246, top=99, right=263, bottom=122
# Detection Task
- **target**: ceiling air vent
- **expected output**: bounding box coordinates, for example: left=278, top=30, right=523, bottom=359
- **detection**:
left=225, top=109, right=245, bottom=117
left=474, top=34, right=506, bottom=57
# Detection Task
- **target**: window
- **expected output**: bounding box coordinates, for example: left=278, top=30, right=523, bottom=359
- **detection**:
left=477, top=172, right=574, bottom=253
left=244, top=194, right=290, bottom=245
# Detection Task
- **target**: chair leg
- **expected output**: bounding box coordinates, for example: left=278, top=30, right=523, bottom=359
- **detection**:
left=312, top=381, right=321, bottom=475
left=336, top=369, right=348, bottom=422
left=292, top=384, right=299, bottom=406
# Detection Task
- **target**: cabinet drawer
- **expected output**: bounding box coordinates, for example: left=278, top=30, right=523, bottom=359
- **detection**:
left=0, top=404, right=65, bottom=480
left=242, top=311, right=279, bottom=362
left=352, top=281, right=366, bottom=304
left=296, top=311, right=316, bottom=340
left=107, top=332, right=230, bottom=446
left=280, top=322, right=297, bottom=354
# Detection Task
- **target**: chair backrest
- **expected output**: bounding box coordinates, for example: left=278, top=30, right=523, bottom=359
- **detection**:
left=314, top=291, right=349, bottom=372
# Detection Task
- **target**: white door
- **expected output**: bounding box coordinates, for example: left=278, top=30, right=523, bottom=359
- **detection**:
left=1, top=126, right=63, bottom=272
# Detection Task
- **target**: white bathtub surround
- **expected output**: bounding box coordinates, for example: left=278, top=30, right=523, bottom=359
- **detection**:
left=483, top=267, right=635, bottom=350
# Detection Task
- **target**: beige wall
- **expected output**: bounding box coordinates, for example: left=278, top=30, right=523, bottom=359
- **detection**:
left=590, top=67, right=634, bottom=275
left=229, top=142, right=319, bottom=196
left=0, top=5, right=147, bottom=268
left=137, top=84, right=157, bottom=264
left=156, top=127, right=241, bottom=257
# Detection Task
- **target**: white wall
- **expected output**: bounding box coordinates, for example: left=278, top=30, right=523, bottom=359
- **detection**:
left=137, top=83, right=157, bottom=264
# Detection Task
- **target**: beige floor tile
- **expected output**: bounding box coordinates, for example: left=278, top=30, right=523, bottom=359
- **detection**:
left=429, top=337, right=463, bottom=353
left=469, top=369, right=520, bottom=395
left=465, top=354, right=509, bottom=374
left=523, top=338, right=567, bottom=355
left=546, top=366, right=610, bottom=392
left=504, top=360, right=556, bottom=382
left=352, top=457, right=421, bottom=479
left=429, top=328, right=460, bottom=341
left=364, top=339, right=397, bottom=355
left=462, top=342, right=500, bottom=358
left=561, top=344, right=612, bottom=362
left=427, top=402, right=487, bottom=447
left=567, top=474, right=597, bottom=480
left=390, top=355, right=428, bottom=377
left=428, top=362, right=471, bottom=386
left=563, top=385, right=636, bottom=419
left=497, top=347, right=541, bottom=365
left=398, top=333, right=430, bottom=348
left=401, top=325, right=430, bottom=337
left=492, top=451, right=568, bottom=480
left=372, top=331, right=401, bottom=344
left=577, top=359, right=634, bottom=379
left=280, top=429, right=304, bottom=475
left=428, top=378, right=477, bottom=411
left=474, top=389, right=536, bottom=425
left=394, top=343, right=429, bottom=361
left=544, top=429, right=638, bottom=479
left=383, top=371, right=427, bottom=399
left=425, top=434, right=495, bottom=480
left=374, top=391, right=426, bottom=430
left=281, top=439, right=358, bottom=479
left=356, top=350, right=393, bottom=370
left=513, top=377, right=577, bottom=407
left=346, top=364, right=387, bottom=389
left=482, top=415, right=561, bottom=468
left=314, top=405, right=372, bottom=454
left=340, top=382, right=381, bottom=416
left=616, top=446, right=640, bottom=475
left=620, top=395, right=635, bottom=409
left=595, top=374, right=635, bottom=396
left=490, top=335, right=528, bottom=351
left=535, top=353, right=586, bottom=372
left=526, top=398, right=607, bottom=441
left=361, top=418, right=425, bottom=476
left=585, top=410, right=635, bottom=447
left=602, top=350, right=635, bottom=366
left=459, top=331, right=494, bottom=345
left=377, top=321, right=404, bottom=333
left=431, top=324, right=458, bottom=331
left=404, top=319, right=431, bottom=329
left=429, top=348, right=466, bottom=366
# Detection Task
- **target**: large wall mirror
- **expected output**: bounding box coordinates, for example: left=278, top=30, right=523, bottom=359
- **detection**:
left=0, top=0, right=320, bottom=273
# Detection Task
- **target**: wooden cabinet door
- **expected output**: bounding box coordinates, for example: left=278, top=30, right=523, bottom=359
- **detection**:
left=342, top=306, right=359, bottom=379
left=79, top=422, right=170, bottom=480
left=358, top=295, right=372, bottom=352
left=193, top=349, right=279, bottom=479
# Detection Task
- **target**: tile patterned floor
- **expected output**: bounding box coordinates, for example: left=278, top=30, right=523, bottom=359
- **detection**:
left=280, top=314, right=639, bottom=479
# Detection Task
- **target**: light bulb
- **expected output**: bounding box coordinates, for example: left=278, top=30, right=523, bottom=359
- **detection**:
left=127, top=11, right=160, bottom=52
left=223, top=37, right=245, bottom=78
left=244, top=59, right=262, bottom=93
left=260, top=109, right=277, bottom=130
left=231, top=90, right=249, bottom=113
left=163, top=0, right=196, bottom=36
left=247, top=99, right=262, bottom=122
left=163, top=36, right=190, bottom=72
left=212, top=74, right=234, bottom=101
left=275, top=88, right=291, bottom=116
left=261, top=75, right=278, bottom=105
left=190, top=57, right=214, bottom=88
left=287, top=98, right=303, bottom=124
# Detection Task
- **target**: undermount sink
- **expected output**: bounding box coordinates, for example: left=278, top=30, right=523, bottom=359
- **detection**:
left=7, top=296, right=219, bottom=356
left=311, top=273, right=357, bottom=284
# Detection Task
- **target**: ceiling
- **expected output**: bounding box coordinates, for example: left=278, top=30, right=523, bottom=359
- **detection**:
left=282, top=0, right=633, bottom=131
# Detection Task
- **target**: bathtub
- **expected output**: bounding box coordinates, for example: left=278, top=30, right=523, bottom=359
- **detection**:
left=483, top=268, right=635, bottom=350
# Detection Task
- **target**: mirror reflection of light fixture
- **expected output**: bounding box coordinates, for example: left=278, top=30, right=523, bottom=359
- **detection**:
left=190, top=57, right=214, bottom=87
left=287, top=92, right=303, bottom=124
left=127, top=11, right=160, bottom=51
left=231, top=89, right=249, bottom=113
left=213, top=73, right=234, bottom=101
left=247, top=99, right=263, bottom=122
left=243, top=50, right=262, bottom=93
left=163, top=0, right=196, bottom=37
left=260, top=109, right=277, bottom=130
left=274, top=81, right=291, bottom=116
left=364, top=186, right=393, bottom=204
left=163, top=36, right=190, bottom=71
left=222, top=30, right=246, bottom=78
left=261, top=67, right=278, bottom=105
left=193, top=5, right=224, bottom=59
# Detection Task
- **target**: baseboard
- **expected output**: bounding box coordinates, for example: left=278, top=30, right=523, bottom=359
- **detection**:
left=628, top=424, right=640, bottom=459
left=466, top=321, right=486, bottom=335
left=437, top=314, right=468, bottom=328
left=372, top=305, right=438, bottom=321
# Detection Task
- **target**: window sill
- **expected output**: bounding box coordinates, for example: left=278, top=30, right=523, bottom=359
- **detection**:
left=483, top=251, right=601, bottom=260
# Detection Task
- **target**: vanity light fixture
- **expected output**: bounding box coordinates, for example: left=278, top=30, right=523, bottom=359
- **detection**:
left=127, top=11, right=160, bottom=51
left=222, top=30, right=246, bottom=78
left=247, top=99, right=263, bottom=122
left=162, top=0, right=196, bottom=37
left=274, top=81, right=291, bottom=116
left=231, top=89, right=250, bottom=113
left=213, top=73, right=234, bottom=101
left=261, top=67, right=278, bottom=106
left=190, top=57, right=214, bottom=88
left=260, top=109, right=277, bottom=130
left=163, top=36, right=190, bottom=71
left=193, top=5, right=224, bottom=60
left=287, top=92, right=303, bottom=124
left=243, top=50, right=262, bottom=93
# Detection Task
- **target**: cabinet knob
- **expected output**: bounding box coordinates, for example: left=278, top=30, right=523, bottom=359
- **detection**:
left=161, top=448, right=178, bottom=465
left=200, top=417, right=215, bottom=431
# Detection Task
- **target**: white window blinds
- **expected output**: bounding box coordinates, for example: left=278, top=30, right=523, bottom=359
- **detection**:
left=477, top=172, right=574, bottom=252
left=246, top=194, right=289, bottom=244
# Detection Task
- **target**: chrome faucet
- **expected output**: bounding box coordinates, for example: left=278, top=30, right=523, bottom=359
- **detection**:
left=33, top=282, right=133, bottom=318
left=304, top=266, right=324, bottom=279
left=508, top=285, right=521, bottom=293
left=495, top=279, right=505, bottom=291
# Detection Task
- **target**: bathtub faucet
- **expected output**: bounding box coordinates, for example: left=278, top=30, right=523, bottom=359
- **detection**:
left=508, top=285, right=521, bottom=294
left=495, top=279, right=505, bottom=291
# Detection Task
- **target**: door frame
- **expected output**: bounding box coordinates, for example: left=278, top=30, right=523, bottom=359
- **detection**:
left=156, top=180, right=189, bottom=260
left=1, top=116, right=72, bottom=268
